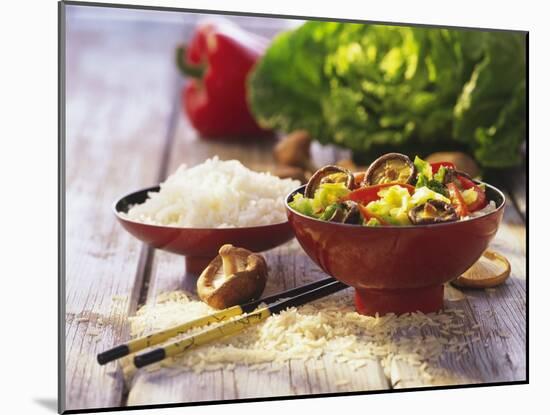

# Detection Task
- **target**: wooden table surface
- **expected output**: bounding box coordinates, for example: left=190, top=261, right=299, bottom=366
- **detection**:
left=62, top=6, right=526, bottom=412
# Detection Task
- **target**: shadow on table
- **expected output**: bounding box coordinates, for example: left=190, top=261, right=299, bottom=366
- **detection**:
left=34, top=398, right=57, bottom=413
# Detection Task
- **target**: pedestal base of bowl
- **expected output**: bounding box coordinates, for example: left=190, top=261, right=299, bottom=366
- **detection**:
left=354, top=285, right=444, bottom=316
left=185, top=256, right=214, bottom=275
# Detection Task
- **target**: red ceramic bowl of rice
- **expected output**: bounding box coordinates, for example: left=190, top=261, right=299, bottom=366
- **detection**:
left=114, top=158, right=297, bottom=274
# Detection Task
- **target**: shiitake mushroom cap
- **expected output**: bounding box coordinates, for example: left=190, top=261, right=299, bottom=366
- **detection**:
left=326, top=206, right=346, bottom=222
left=341, top=201, right=361, bottom=224
left=273, top=130, right=312, bottom=170
left=443, top=168, right=474, bottom=185
left=408, top=200, right=459, bottom=225
left=325, top=200, right=361, bottom=224
left=363, top=153, right=416, bottom=186
left=197, top=246, right=268, bottom=309
left=304, top=165, right=354, bottom=198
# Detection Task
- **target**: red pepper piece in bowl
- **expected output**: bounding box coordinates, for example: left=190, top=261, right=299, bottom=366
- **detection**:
left=446, top=182, right=469, bottom=217
left=344, top=183, right=415, bottom=205
left=176, top=20, right=271, bottom=139
left=430, top=161, right=456, bottom=174
left=454, top=175, right=487, bottom=212
left=466, top=187, right=487, bottom=212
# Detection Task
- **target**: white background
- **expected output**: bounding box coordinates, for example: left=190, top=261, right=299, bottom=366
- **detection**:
left=0, top=0, right=542, bottom=413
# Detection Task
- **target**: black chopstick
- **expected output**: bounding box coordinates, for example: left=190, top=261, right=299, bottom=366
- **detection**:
left=240, top=276, right=336, bottom=313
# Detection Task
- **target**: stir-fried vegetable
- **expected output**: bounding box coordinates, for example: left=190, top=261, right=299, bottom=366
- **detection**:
left=365, top=185, right=413, bottom=225
left=430, top=161, right=456, bottom=175
left=289, top=182, right=351, bottom=218
left=433, top=166, right=449, bottom=183
left=409, top=187, right=451, bottom=207
left=446, top=183, right=469, bottom=217
left=414, top=156, right=433, bottom=180
left=289, top=153, right=496, bottom=226
left=345, top=183, right=414, bottom=205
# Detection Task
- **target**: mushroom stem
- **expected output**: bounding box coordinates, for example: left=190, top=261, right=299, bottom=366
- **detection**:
left=219, top=244, right=238, bottom=277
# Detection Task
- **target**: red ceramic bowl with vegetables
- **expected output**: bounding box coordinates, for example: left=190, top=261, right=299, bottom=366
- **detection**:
left=285, top=153, right=505, bottom=316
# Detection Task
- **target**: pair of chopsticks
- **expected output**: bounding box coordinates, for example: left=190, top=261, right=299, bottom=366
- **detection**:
left=97, top=277, right=347, bottom=369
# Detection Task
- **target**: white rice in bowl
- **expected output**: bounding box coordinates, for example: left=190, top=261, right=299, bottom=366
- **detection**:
left=124, top=157, right=300, bottom=228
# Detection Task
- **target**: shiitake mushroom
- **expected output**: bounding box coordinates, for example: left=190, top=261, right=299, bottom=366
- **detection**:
left=363, top=153, right=416, bottom=186
left=326, top=207, right=346, bottom=222
left=304, top=165, right=354, bottom=198
left=323, top=201, right=361, bottom=224
left=341, top=201, right=361, bottom=224
left=197, top=245, right=268, bottom=309
left=443, top=168, right=474, bottom=185
left=408, top=200, right=459, bottom=225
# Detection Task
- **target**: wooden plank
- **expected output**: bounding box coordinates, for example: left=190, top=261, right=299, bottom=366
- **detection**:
left=389, top=194, right=526, bottom=388
left=64, top=13, right=183, bottom=410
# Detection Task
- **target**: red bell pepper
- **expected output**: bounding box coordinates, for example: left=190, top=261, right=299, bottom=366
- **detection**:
left=454, top=175, right=487, bottom=212
left=345, top=183, right=415, bottom=205
left=430, top=161, right=456, bottom=175
left=176, top=20, right=271, bottom=139
left=466, top=186, right=487, bottom=212
left=446, top=183, right=469, bottom=217
left=455, top=175, right=475, bottom=189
